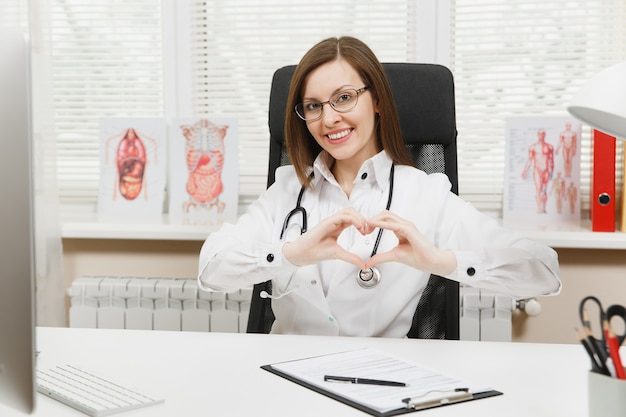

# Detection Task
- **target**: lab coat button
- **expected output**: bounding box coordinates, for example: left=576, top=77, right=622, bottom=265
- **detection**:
left=466, top=267, right=476, bottom=277
left=266, top=254, right=275, bottom=262
left=310, top=280, right=317, bottom=285
left=361, top=172, right=368, bottom=180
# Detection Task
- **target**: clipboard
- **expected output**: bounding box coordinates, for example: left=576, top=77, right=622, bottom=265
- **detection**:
left=261, top=348, right=502, bottom=416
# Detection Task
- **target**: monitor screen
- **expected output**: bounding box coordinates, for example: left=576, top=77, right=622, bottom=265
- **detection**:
left=0, top=28, right=36, bottom=414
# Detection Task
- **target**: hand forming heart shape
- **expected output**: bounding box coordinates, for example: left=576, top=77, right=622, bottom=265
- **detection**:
left=282, top=208, right=456, bottom=277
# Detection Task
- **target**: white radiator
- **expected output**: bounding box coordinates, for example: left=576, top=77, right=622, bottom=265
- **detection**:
left=68, top=276, right=535, bottom=340
left=459, top=287, right=541, bottom=342
left=68, top=276, right=251, bottom=333
left=460, top=287, right=513, bottom=342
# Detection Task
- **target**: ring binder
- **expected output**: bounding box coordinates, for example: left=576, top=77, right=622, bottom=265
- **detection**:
left=591, top=129, right=616, bottom=232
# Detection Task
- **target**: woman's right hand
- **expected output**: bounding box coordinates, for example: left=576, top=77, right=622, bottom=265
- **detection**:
left=282, top=207, right=368, bottom=269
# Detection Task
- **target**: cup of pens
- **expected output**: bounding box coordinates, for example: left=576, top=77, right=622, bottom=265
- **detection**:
left=578, top=296, right=626, bottom=416
left=588, top=369, right=626, bottom=416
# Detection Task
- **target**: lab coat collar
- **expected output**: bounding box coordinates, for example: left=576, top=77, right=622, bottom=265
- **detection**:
left=368, top=151, right=394, bottom=191
left=309, top=150, right=393, bottom=191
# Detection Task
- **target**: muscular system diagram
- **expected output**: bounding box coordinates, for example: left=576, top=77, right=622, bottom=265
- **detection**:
left=504, top=117, right=581, bottom=225
left=521, top=129, right=554, bottom=214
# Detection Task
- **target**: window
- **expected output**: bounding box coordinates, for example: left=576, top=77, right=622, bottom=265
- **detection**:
left=13, top=0, right=626, bottom=227
left=49, top=0, right=164, bottom=212
left=450, top=0, right=626, bottom=215
left=0, top=2, right=27, bottom=26
left=186, top=0, right=416, bottom=208
left=46, top=0, right=415, bottom=217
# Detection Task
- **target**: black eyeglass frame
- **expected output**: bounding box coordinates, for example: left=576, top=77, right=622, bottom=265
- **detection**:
left=294, top=86, right=369, bottom=121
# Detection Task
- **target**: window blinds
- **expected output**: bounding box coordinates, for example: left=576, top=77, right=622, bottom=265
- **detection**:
left=49, top=0, right=164, bottom=207
left=0, top=1, right=27, bottom=26
left=187, top=0, right=415, bottom=208
left=49, top=0, right=414, bottom=214
left=450, top=0, right=626, bottom=214
left=17, top=0, right=626, bottom=223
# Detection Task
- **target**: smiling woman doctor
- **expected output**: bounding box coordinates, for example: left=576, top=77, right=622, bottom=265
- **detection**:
left=197, top=36, right=561, bottom=338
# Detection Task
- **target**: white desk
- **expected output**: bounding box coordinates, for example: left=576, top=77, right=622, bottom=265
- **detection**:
left=4, top=327, right=592, bottom=416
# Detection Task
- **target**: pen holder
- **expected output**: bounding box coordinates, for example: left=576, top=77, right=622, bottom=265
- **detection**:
left=588, top=370, right=626, bottom=417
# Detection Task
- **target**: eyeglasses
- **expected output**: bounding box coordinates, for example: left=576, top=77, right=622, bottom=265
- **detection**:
left=295, top=86, right=369, bottom=121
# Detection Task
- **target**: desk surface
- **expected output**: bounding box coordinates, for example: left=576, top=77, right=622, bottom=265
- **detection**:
left=3, top=327, right=592, bottom=416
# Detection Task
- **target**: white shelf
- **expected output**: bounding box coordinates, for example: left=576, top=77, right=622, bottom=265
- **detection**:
left=62, top=220, right=216, bottom=241
left=522, top=227, right=626, bottom=250
left=60, top=209, right=221, bottom=241
left=61, top=215, right=626, bottom=249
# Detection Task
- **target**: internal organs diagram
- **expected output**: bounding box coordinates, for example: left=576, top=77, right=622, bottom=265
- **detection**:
left=106, top=128, right=157, bottom=201
left=180, top=119, right=229, bottom=214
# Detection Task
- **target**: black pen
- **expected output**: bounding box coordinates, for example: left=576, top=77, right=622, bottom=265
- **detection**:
left=324, top=375, right=406, bottom=387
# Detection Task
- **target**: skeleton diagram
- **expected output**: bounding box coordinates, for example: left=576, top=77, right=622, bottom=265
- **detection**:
left=180, top=119, right=229, bottom=214
left=105, top=128, right=157, bottom=201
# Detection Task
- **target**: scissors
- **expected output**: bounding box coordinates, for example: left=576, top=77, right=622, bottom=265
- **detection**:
left=579, top=295, right=626, bottom=374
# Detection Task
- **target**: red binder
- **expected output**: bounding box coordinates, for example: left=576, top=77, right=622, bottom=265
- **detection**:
left=591, top=129, right=616, bottom=232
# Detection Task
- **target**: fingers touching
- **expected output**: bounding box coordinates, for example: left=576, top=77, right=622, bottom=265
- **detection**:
left=282, top=209, right=456, bottom=276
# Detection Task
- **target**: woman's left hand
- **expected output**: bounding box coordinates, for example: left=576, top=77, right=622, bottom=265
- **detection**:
left=363, top=210, right=456, bottom=276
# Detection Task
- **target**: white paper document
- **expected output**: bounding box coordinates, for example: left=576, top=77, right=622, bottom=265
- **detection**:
left=265, top=348, right=496, bottom=415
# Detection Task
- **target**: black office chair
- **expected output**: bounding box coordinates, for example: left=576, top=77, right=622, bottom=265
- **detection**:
left=247, top=63, right=460, bottom=340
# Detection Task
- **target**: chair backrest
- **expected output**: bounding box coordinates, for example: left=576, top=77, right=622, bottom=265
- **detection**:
left=247, top=63, right=460, bottom=339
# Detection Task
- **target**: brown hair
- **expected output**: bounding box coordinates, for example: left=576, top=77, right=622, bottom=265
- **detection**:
left=285, top=36, right=413, bottom=188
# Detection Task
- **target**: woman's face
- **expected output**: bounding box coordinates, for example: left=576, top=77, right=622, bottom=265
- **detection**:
left=302, top=58, right=379, bottom=167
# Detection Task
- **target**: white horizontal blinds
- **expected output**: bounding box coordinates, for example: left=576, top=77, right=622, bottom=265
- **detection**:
left=0, top=1, right=27, bottom=27
left=451, top=0, right=626, bottom=214
left=50, top=0, right=164, bottom=206
left=189, top=1, right=414, bottom=208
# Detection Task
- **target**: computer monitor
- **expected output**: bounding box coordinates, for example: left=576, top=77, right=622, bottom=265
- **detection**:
left=0, top=28, right=37, bottom=414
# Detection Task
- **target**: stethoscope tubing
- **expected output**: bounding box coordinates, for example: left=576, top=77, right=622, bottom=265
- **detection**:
left=280, top=164, right=395, bottom=289
left=359, top=164, right=394, bottom=288
left=280, top=185, right=307, bottom=240
left=370, top=164, right=394, bottom=257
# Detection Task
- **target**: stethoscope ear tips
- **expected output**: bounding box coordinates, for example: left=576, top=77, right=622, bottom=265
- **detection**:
left=357, top=267, right=381, bottom=289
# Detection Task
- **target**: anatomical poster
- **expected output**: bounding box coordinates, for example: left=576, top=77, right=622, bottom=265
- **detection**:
left=97, top=118, right=167, bottom=223
left=168, top=117, right=239, bottom=225
left=503, top=115, right=581, bottom=227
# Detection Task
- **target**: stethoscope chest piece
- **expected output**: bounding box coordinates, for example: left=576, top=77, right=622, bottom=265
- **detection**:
left=357, top=267, right=381, bottom=289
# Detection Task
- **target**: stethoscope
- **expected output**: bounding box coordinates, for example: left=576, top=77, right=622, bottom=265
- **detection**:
left=280, top=164, right=395, bottom=289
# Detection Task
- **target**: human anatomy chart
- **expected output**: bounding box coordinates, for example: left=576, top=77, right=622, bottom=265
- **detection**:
left=168, top=117, right=238, bottom=225
left=504, top=116, right=581, bottom=227
left=98, top=118, right=166, bottom=222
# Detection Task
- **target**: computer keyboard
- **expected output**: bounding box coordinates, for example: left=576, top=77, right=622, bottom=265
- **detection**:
left=37, top=364, right=164, bottom=416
